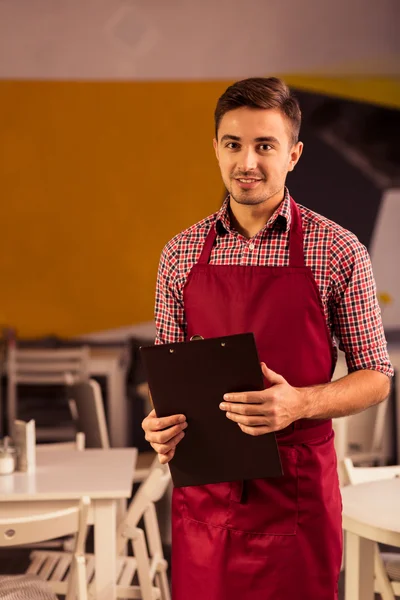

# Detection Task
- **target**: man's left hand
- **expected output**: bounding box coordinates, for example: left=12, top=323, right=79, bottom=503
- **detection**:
left=219, top=363, right=303, bottom=435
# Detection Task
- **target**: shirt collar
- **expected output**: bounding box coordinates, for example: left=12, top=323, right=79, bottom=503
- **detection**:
left=215, top=187, right=291, bottom=235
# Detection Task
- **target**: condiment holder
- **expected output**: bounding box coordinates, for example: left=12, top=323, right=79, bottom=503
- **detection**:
left=0, top=436, right=16, bottom=475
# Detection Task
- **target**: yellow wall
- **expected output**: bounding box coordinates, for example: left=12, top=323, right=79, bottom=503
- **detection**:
left=1, top=77, right=398, bottom=337
left=0, top=81, right=225, bottom=337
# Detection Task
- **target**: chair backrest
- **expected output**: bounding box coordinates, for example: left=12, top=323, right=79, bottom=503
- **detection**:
left=6, top=345, right=90, bottom=433
left=8, top=346, right=90, bottom=385
left=0, top=497, right=90, bottom=548
left=1, top=497, right=90, bottom=600
left=344, top=457, right=400, bottom=485
left=67, top=379, right=110, bottom=449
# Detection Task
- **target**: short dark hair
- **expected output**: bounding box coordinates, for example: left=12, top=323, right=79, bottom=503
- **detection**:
left=214, top=77, right=301, bottom=145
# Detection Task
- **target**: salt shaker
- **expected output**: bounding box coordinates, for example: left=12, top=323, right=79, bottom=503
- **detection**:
left=0, top=436, right=15, bottom=475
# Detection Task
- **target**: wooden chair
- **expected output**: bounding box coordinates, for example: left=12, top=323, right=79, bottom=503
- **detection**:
left=0, top=497, right=90, bottom=600
left=28, top=466, right=171, bottom=600
left=32, top=433, right=87, bottom=552
left=67, top=379, right=157, bottom=482
left=6, top=345, right=90, bottom=441
left=36, top=431, right=86, bottom=454
left=343, top=457, right=400, bottom=599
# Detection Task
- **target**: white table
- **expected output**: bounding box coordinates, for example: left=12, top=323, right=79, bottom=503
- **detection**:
left=0, top=448, right=137, bottom=600
left=341, top=478, right=400, bottom=600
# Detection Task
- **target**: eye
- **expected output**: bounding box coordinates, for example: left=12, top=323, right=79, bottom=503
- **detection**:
left=258, top=144, right=272, bottom=151
left=226, top=142, right=239, bottom=150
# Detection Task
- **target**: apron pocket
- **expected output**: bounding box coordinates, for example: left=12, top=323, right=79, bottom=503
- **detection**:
left=180, top=482, right=232, bottom=528
left=226, top=446, right=299, bottom=535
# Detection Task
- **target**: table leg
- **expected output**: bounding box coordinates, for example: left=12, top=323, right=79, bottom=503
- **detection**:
left=345, top=531, right=374, bottom=600
left=93, top=499, right=117, bottom=600
left=117, top=497, right=128, bottom=556
left=107, top=362, right=128, bottom=448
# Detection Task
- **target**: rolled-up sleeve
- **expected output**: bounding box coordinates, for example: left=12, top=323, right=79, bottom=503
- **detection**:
left=329, top=233, right=393, bottom=377
left=154, top=241, right=186, bottom=345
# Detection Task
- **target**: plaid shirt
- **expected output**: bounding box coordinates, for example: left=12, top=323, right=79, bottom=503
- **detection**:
left=155, top=190, right=393, bottom=377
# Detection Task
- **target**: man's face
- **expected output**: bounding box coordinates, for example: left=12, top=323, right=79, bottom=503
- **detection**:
left=213, top=107, right=303, bottom=207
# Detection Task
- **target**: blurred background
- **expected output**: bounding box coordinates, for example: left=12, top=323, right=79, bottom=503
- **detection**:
left=0, top=0, right=399, bottom=457
left=0, top=0, right=399, bottom=338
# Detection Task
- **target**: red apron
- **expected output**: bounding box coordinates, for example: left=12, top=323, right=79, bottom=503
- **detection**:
left=171, top=198, right=342, bottom=599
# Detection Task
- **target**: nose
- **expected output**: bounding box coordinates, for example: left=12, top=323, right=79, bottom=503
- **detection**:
left=238, top=147, right=258, bottom=172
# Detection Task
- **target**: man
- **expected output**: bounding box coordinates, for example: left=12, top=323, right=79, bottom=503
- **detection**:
left=142, top=77, right=393, bottom=599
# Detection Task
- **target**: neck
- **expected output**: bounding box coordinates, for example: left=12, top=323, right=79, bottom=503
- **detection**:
left=229, top=188, right=285, bottom=239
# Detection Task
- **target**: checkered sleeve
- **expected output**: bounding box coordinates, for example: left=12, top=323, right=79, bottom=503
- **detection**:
left=329, top=232, right=393, bottom=376
left=154, top=240, right=187, bottom=345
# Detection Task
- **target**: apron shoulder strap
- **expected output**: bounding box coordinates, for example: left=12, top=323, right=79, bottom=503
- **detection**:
left=198, top=223, right=218, bottom=265
left=289, top=197, right=306, bottom=268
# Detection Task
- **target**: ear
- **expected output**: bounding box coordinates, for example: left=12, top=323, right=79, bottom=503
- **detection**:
left=213, top=137, right=219, bottom=161
left=288, top=141, right=303, bottom=172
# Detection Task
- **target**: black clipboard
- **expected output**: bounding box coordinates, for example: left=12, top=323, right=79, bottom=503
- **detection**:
left=140, top=333, right=282, bottom=487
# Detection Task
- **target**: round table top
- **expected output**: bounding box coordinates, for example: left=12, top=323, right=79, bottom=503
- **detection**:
left=341, top=478, right=400, bottom=534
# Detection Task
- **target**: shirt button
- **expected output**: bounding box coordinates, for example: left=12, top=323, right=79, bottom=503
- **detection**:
left=249, top=243, right=255, bottom=251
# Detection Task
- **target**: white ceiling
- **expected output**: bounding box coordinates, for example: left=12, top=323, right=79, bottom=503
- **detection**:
left=0, top=0, right=398, bottom=79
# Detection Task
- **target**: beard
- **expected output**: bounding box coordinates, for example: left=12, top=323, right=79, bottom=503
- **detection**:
left=229, top=181, right=285, bottom=207
left=230, top=189, right=268, bottom=206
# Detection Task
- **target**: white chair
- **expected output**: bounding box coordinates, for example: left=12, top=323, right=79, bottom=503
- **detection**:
left=67, top=379, right=157, bottom=482
left=28, top=466, right=171, bottom=600
left=0, top=575, right=58, bottom=599
left=6, top=345, right=90, bottom=441
left=36, top=431, right=86, bottom=454
left=332, top=351, right=392, bottom=470
left=32, top=433, right=87, bottom=553
left=349, top=397, right=391, bottom=466
left=0, top=496, right=90, bottom=600
left=343, top=457, right=400, bottom=599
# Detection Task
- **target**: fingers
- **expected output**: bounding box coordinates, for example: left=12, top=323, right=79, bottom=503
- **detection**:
left=225, top=411, right=268, bottom=427
left=144, top=420, right=187, bottom=444
left=261, top=362, right=286, bottom=385
left=158, top=448, right=175, bottom=464
left=151, top=430, right=186, bottom=456
left=141, top=409, right=187, bottom=462
left=142, top=409, right=187, bottom=432
left=238, top=423, right=274, bottom=436
left=223, top=392, right=264, bottom=404
left=220, top=401, right=264, bottom=416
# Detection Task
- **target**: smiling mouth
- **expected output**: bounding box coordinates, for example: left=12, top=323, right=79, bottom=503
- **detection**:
left=234, top=178, right=264, bottom=190
left=236, top=178, right=262, bottom=183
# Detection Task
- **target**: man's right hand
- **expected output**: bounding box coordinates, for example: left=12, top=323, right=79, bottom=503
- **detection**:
left=142, top=409, right=187, bottom=464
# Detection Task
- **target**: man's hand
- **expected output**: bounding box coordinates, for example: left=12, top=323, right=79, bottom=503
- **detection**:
left=219, top=363, right=303, bottom=435
left=142, top=410, right=187, bottom=464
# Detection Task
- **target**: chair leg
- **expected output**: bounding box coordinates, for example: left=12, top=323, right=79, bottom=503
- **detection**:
left=155, top=571, right=171, bottom=600
left=76, top=556, right=88, bottom=600
left=65, top=559, right=77, bottom=600
left=374, top=544, right=395, bottom=600
left=131, top=529, right=156, bottom=600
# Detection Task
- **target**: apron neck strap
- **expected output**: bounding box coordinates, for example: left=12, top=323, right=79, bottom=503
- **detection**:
left=289, top=197, right=305, bottom=267
left=198, top=198, right=305, bottom=266
left=198, top=224, right=218, bottom=264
